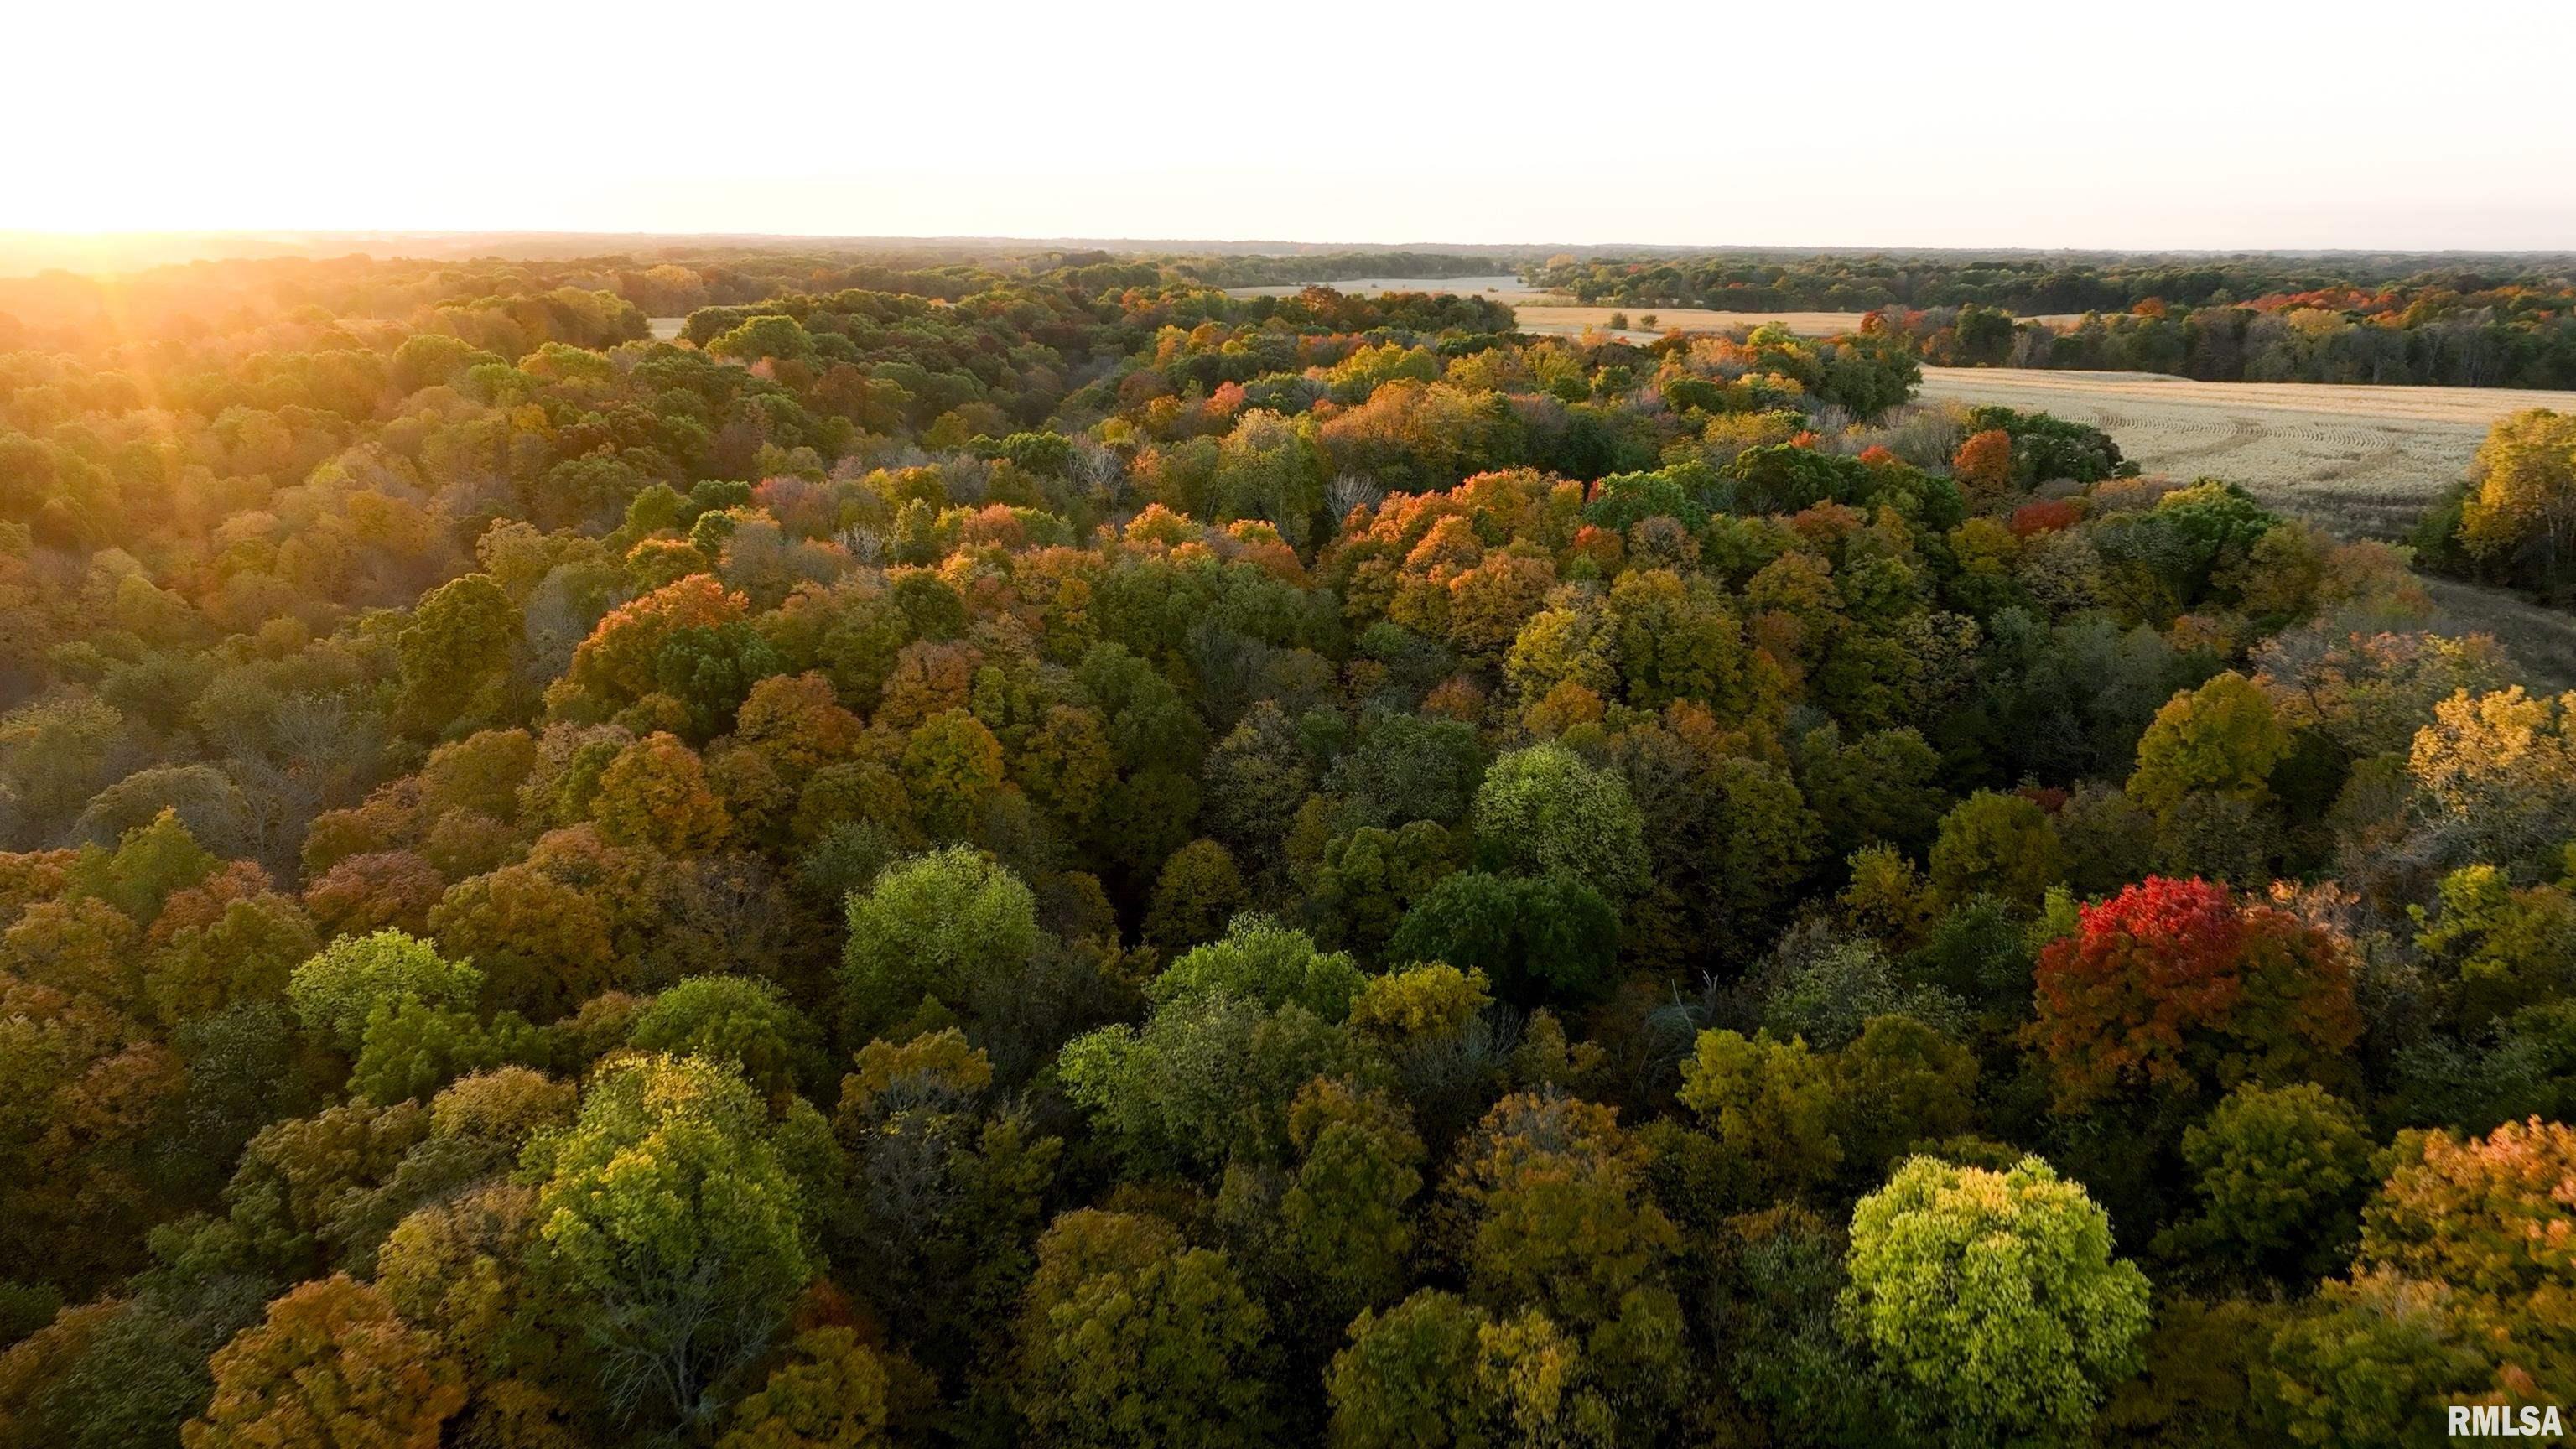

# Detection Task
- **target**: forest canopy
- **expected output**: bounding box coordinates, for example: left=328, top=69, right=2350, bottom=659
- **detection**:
left=0, top=245, right=2568, bottom=1449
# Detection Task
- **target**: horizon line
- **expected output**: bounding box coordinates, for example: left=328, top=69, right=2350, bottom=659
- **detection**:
left=5, top=228, right=2575, bottom=260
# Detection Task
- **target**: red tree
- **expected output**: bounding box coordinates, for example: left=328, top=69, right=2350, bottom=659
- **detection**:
left=2031, top=876, right=2360, bottom=1109
left=2010, top=499, right=2083, bottom=536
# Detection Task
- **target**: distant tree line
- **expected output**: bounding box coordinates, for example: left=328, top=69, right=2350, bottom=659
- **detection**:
left=1526, top=250, right=2576, bottom=315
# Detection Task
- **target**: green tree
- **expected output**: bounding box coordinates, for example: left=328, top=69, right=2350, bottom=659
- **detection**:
left=347, top=998, right=542, bottom=1106
left=1604, top=567, right=1743, bottom=710
left=1841, top=1156, right=2150, bottom=1444
left=833, top=1031, right=1060, bottom=1380
left=1325, top=710, right=1481, bottom=833
left=1310, top=821, right=1457, bottom=958
left=1147, top=915, right=1366, bottom=1020
left=1211, top=409, right=1331, bottom=547
left=1326, top=1291, right=1618, bottom=1449
left=2168, top=1082, right=2372, bottom=1279
left=1676, top=1029, right=1844, bottom=1205
left=630, top=975, right=823, bottom=1100
left=221, top=1098, right=430, bottom=1275
left=74, top=765, right=257, bottom=862
left=1325, top=1290, right=1488, bottom=1449
left=1216, top=1078, right=1425, bottom=1348
left=66, top=806, right=217, bottom=927
left=1441, top=1090, right=1685, bottom=1429
left=522, top=1054, right=817, bottom=1432
left=1142, top=839, right=1247, bottom=950
left=286, top=931, right=483, bottom=1055
left=838, top=847, right=1038, bottom=1034
left=2261, top=1268, right=2498, bottom=1449
left=396, top=573, right=520, bottom=735
left=1387, top=870, right=1618, bottom=1006
left=1926, top=790, right=2064, bottom=909
left=896, top=708, right=1006, bottom=840
left=1061, top=993, right=1357, bottom=1178
left=654, top=621, right=787, bottom=742
left=1471, top=743, right=1648, bottom=897
left=717, top=1327, right=896, bottom=1449
left=1833, top=1014, right=1979, bottom=1179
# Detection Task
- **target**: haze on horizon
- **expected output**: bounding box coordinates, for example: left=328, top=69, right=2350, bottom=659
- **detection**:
left=10, top=0, right=2574, bottom=254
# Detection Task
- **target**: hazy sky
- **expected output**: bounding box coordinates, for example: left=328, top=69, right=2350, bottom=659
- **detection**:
left=12, top=0, right=2574, bottom=250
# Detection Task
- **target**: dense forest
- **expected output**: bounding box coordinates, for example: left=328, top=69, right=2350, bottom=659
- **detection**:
left=0, top=247, right=2570, bottom=1449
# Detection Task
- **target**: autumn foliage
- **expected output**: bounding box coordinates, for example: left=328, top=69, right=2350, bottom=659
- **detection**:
left=184, top=1275, right=465, bottom=1449
left=0, top=242, right=2566, bottom=1449
left=2030, top=876, right=2361, bottom=1108
left=1950, top=428, right=2014, bottom=495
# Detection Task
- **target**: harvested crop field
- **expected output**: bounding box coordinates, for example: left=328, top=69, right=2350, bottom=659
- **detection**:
left=1915, top=366, right=2576, bottom=687
left=1512, top=304, right=2106, bottom=340
left=1225, top=277, right=1879, bottom=339
left=1222, top=278, right=2096, bottom=340
left=1512, top=306, right=1875, bottom=339
left=1224, top=274, right=1543, bottom=300
left=1916, top=367, right=2576, bottom=539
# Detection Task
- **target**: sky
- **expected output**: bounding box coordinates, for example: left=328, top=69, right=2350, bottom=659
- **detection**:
left=10, top=0, right=2575, bottom=252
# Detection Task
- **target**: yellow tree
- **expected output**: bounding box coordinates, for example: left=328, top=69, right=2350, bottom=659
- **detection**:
left=2127, top=671, right=2293, bottom=817
left=593, top=732, right=732, bottom=854
left=2408, top=686, right=2576, bottom=868
left=2459, top=408, right=2576, bottom=572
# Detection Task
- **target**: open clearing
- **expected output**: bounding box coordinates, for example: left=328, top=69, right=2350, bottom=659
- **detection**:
left=1916, top=366, right=2576, bottom=686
